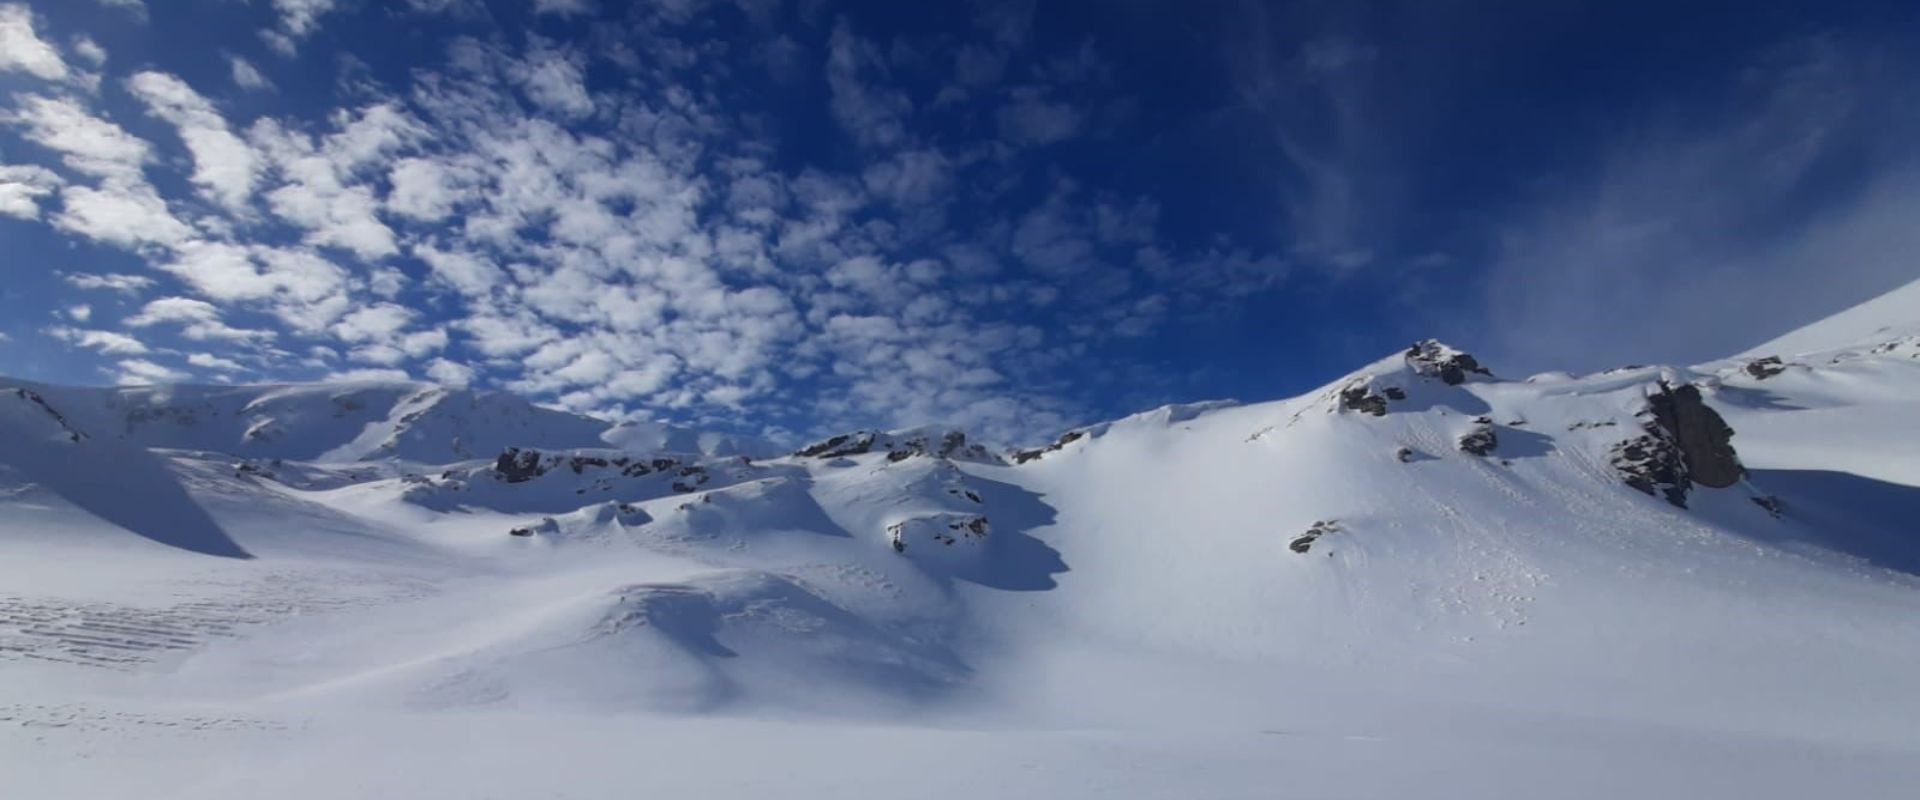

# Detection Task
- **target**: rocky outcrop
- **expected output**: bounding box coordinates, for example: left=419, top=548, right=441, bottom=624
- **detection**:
left=1610, top=433, right=1689, bottom=507
left=1338, top=383, right=1389, bottom=416
left=1457, top=417, right=1498, bottom=456
left=887, top=513, right=990, bottom=553
left=1404, top=340, right=1492, bottom=385
left=795, top=429, right=996, bottom=463
left=1011, top=430, right=1085, bottom=464
left=1647, top=383, right=1742, bottom=489
left=490, top=447, right=709, bottom=492
left=1743, top=356, right=1786, bottom=380
left=1290, top=519, right=1341, bottom=554
left=494, top=447, right=548, bottom=482
left=1610, top=382, right=1745, bottom=508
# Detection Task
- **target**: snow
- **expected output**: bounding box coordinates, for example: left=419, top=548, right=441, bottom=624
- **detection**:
left=5, top=287, right=1920, bottom=797
left=1741, top=274, right=1920, bottom=357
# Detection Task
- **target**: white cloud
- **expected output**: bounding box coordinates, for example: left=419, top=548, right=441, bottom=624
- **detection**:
left=48, top=326, right=148, bottom=355
left=63, top=272, right=156, bottom=294
left=229, top=55, right=273, bottom=91
left=329, top=303, right=416, bottom=343
left=423, top=358, right=477, bottom=387
left=0, top=5, right=69, bottom=81
left=862, top=149, right=952, bottom=206
left=386, top=157, right=471, bottom=221
left=9, top=95, right=151, bottom=181
left=413, top=242, right=498, bottom=296
left=997, top=87, right=1081, bottom=147
left=128, top=71, right=261, bottom=212
left=826, top=21, right=911, bottom=150
left=532, top=0, right=592, bottom=16
left=92, top=0, right=147, bottom=19
left=272, top=0, right=338, bottom=37
left=55, top=182, right=193, bottom=248
left=116, top=358, right=190, bottom=384
left=156, top=241, right=350, bottom=319
left=259, top=30, right=297, bottom=58
left=249, top=118, right=400, bottom=260
left=511, top=41, right=594, bottom=118
left=66, top=305, right=92, bottom=322
left=327, top=367, right=414, bottom=382
left=127, top=297, right=273, bottom=342
left=187, top=352, right=245, bottom=371
left=0, top=163, right=61, bottom=219
left=71, top=35, right=106, bottom=68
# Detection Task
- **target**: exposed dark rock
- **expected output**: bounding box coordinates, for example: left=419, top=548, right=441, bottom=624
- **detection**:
left=1382, top=387, right=1407, bottom=401
left=1290, top=519, right=1341, bottom=554
left=1404, top=340, right=1492, bottom=385
left=508, top=526, right=535, bottom=537
left=233, top=459, right=279, bottom=480
left=1609, top=382, right=1746, bottom=507
left=796, top=432, right=872, bottom=458
left=1752, top=495, right=1784, bottom=519
left=1610, top=433, right=1689, bottom=507
left=1457, top=417, right=1498, bottom=456
left=1647, top=382, right=1743, bottom=489
left=1743, top=356, right=1787, bottom=380
left=797, top=429, right=995, bottom=462
left=1338, top=383, right=1389, bottom=417
left=887, top=513, right=990, bottom=553
left=1395, top=446, right=1415, bottom=463
left=494, top=447, right=547, bottom=483
left=1011, top=429, right=1086, bottom=464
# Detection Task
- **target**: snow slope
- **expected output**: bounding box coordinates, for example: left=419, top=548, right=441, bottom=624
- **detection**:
left=4, top=290, right=1920, bottom=798
left=1741, top=274, right=1920, bottom=357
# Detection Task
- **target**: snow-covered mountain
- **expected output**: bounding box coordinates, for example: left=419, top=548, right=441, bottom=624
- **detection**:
left=3, top=286, right=1919, bottom=798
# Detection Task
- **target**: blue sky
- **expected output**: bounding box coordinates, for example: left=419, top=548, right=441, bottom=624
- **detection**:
left=1, top=0, right=1916, bottom=444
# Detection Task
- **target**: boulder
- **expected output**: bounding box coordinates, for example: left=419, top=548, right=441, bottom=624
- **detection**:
left=1289, top=519, right=1341, bottom=554
left=1457, top=417, right=1498, bottom=456
left=1743, top=356, right=1786, bottom=380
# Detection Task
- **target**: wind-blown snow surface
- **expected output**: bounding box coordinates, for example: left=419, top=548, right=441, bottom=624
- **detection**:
left=4, top=302, right=1920, bottom=797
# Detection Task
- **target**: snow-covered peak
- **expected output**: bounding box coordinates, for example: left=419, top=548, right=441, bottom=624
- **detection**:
left=1739, top=275, right=1920, bottom=359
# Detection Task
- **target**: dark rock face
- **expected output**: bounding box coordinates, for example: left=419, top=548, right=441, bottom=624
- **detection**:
left=795, top=432, right=874, bottom=459
left=1404, top=340, right=1492, bottom=385
left=1648, top=383, right=1743, bottom=489
left=1610, top=433, right=1690, bottom=507
left=1290, top=520, right=1341, bottom=554
left=1752, top=495, right=1784, bottom=519
left=1743, top=356, right=1786, bottom=380
left=1011, top=429, right=1086, bottom=464
left=796, top=429, right=995, bottom=463
left=1338, top=383, right=1390, bottom=417
left=1395, top=446, right=1415, bottom=463
left=493, top=448, right=696, bottom=486
left=494, top=447, right=547, bottom=483
left=1457, top=417, right=1498, bottom=456
left=1610, top=382, right=1746, bottom=508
